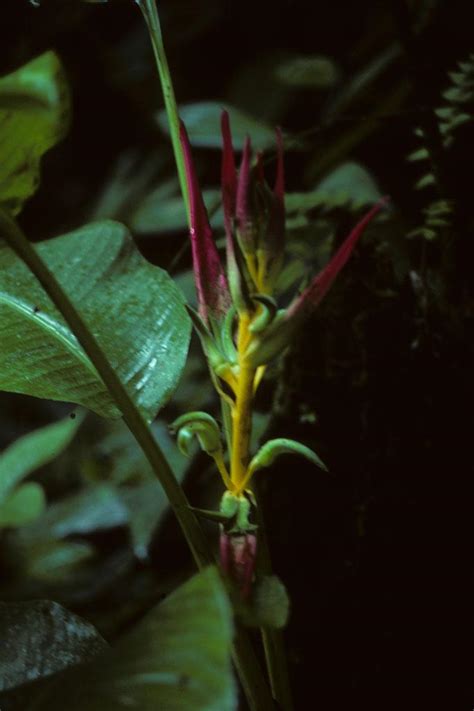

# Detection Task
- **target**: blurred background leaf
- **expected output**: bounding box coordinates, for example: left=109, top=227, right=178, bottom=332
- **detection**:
left=0, top=51, right=70, bottom=217
left=30, top=568, right=236, bottom=711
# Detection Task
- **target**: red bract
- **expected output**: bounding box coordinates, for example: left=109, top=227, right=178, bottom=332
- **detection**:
left=286, top=197, right=390, bottom=323
left=245, top=196, right=390, bottom=366
left=221, top=110, right=286, bottom=295
left=179, top=121, right=231, bottom=325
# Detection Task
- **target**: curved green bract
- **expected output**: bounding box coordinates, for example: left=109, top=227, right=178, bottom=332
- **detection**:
left=0, top=51, right=70, bottom=216
left=31, top=568, right=236, bottom=711
left=171, top=411, right=222, bottom=457
left=0, top=221, right=191, bottom=420
left=248, top=437, right=328, bottom=476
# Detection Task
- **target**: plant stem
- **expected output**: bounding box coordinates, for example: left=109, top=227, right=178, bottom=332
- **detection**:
left=136, top=0, right=190, bottom=222
left=254, top=484, right=294, bottom=711
left=0, top=209, right=275, bottom=711
left=0, top=210, right=209, bottom=566
left=232, top=625, right=277, bottom=711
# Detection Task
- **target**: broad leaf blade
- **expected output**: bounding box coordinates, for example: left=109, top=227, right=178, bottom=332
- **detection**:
left=0, top=51, right=70, bottom=216
left=0, top=221, right=191, bottom=420
left=31, top=567, right=236, bottom=711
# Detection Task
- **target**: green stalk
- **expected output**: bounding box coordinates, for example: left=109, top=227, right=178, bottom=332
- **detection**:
left=137, top=0, right=190, bottom=223
left=254, top=483, right=294, bottom=711
left=0, top=209, right=275, bottom=711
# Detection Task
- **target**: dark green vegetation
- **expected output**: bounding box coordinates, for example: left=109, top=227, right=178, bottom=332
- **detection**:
left=1, top=1, right=473, bottom=709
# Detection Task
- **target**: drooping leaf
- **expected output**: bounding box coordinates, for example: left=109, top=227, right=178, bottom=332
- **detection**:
left=31, top=567, right=236, bottom=711
left=0, top=600, right=107, bottom=693
left=0, top=414, right=82, bottom=505
left=0, top=220, right=191, bottom=420
left=0, top=51, right=70, bottom=216
left=159, top=102, right=276, bottom=150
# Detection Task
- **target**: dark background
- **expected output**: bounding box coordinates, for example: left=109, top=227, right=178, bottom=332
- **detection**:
left=1, top=1, right=473, bottom=708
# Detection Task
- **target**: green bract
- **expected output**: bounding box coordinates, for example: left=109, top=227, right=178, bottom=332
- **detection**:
left=171, top=411, right=223, bottom=457
left=248, top=437, right=328, bottom=477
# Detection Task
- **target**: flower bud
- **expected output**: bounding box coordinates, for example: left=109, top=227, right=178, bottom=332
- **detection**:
left=219, top=530, right=257, bottom=599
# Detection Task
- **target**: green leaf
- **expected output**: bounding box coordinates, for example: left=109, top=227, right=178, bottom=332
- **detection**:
left=86, top=418, right=189, bottom=486
left=83, top=418, right=189, bottom=559
left=0, top=482, right=46, bottom=527
left=275, top=55, right=339, bottom=88
left=0, top=51, right=70, bottom=216
left=24, top=541, right=95, bottom=582
left=158, top=101, right=276, bottom=150
left=286, top=162, right=382, bottom=214
left=31, top=567, right=236, bottom=711
left=0, top=220, right=191, bottom=420
left=0, top=600, right=107, bottom=693
left=22, top=484, right=128, bottom=539
left=0, top=414, right=81, bottom=505
left=131, top=187, right=221, bottom=235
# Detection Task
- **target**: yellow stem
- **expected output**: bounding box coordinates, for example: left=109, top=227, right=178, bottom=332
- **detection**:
left=231, top=313, right=256, bottom=494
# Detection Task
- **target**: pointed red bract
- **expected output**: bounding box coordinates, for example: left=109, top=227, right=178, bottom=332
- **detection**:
left=180, top=121, right=231, bottom=324
left=287, top=197, right=389, bottom=322
left=245, top=197, right=389, bottom=367
left=235, top=136, right=253, bottom=252
left=221, top=110, right=237, bottom=238
left=274, top=126, right=285, bottom=206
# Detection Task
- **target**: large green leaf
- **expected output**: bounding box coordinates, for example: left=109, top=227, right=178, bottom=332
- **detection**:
left=158, top=101, right=276, bottom=150
left=0, top=51, right=70, bottom=216
left=0, top=221, right=191, bottom=420
left=31, top=567, right=236, bottom=711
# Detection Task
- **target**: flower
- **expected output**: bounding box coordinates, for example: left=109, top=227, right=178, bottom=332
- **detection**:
left=177, top=110, right=388, bottom=596
left=180, top=110, right=388, bottom=356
